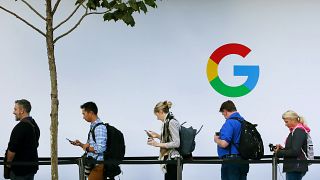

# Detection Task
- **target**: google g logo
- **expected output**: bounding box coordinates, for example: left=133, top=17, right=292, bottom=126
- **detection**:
left=206, top=43, right=259, bottom=97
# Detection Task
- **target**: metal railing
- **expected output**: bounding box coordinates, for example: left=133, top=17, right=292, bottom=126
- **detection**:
left=1, top=156, right=320, bottom=180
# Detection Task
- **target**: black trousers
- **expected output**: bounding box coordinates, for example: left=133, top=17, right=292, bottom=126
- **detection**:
left=164, top=163, right=177, bottom=180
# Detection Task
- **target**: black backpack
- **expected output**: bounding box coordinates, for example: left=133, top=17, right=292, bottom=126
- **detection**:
left=230, top=117, right=264, bottom=160
left=91, top=123, right=126, bottom=179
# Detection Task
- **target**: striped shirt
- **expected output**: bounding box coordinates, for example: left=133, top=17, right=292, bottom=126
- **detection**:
left=87, top=118, right=107, bottom=161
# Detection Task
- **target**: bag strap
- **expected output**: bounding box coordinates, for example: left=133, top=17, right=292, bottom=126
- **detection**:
left=181, top=121, right=204, bottom=135
left=291, top=127, right=309, bottom=159
left=226, top=117, right=243, bottom=154
left=196, top=125, right=204, bottom=135
left=88, top=122, right=104, bottom=143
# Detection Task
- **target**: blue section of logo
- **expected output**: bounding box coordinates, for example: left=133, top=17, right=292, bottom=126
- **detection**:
left=233, top=65, right=260, bottom=90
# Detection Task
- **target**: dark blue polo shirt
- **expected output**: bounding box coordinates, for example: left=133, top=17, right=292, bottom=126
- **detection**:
left=217, top=112, right=243, bottom=158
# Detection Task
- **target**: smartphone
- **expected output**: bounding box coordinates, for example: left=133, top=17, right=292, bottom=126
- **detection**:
left=66, top=138, right=73, bottom=143
left=144, top=130, right=153, bottom=138
left=215, top=132, right=220, bottom=136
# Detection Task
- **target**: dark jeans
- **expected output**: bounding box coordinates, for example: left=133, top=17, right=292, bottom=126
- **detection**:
left=286, top=172, right=305, bottom=180
left=10, top=171, right=35, bottom=180
left=221, top=156, right=249, bottom=180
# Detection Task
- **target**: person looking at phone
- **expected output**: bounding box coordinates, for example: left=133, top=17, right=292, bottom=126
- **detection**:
left=274, top=110, right=310, bottom=180
left=147, top=101, right=181, bottom=180
left=70, top=102, right=107, bottom=180
left=6, top=99, right=40, bottom=180
left=214, top=100, right=249, bottom=180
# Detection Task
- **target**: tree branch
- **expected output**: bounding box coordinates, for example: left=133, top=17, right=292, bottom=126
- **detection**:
left=52, top=0, right=61, bottom=15
left=0, top=5, right=46, bottom=37
left=54, top=10, right=107, bottom=43
left=53, top=3, right=82, bottom=31
left=21, top=0, right=46, bottom=20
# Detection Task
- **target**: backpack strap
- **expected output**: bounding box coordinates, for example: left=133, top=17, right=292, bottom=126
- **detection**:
left=227, top=117, right=243, bottom=154
left=88, top=122, right=104, bottom=143
left=181, top=121, right=203, bottom=135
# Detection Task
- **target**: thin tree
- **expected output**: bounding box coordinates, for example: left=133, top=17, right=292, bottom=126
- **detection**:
left=0, top=0, right=158, bottom=179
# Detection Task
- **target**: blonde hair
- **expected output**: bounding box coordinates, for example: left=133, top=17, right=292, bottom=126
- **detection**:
left=154, top=101, right=172, bottom=114
left=282, top=110, right=306, bottom=125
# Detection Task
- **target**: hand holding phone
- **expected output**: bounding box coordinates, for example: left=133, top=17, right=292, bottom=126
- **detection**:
left=145, top=130, right=153, bottom=138
left=66, top=138, right=73, bottom=143
left=215, top=132, right=220, bottom=136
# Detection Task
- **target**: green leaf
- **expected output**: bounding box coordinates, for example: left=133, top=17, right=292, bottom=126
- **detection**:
left=101, top=0, right=110, bottom=8
left=144, top=0, right=157, bottom=8
left=109, top=0, right=117, bottom=8
left=114, top=3, right=128, bottom=11
left=86, top=0, right=101, bottom=9
left=127, top=7, right=135, bottom=14
left=86, top=1, right=97, bottom=10
left=128, top=0, right=139, bottom=11
left=75, top=0, right=86, bottom=5
left=113, top=10, right=125, bottom=19
left=103, top=13, right=114, bottom=21
left=137, top=1, right=148, bottom=13
left=122, top=13, right=135, bottom=26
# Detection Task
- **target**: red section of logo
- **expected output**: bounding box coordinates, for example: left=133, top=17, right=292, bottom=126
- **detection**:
left=209, top=43, right=251, bottom=64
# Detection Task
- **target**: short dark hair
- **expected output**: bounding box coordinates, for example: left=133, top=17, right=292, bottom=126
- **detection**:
left=15, top=99, right=32, bottom=113
left=80, top=102, right=98, bottom=115
left=219, top=100, right=237, bottom=112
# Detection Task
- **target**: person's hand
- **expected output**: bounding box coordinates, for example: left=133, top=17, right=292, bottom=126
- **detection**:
left=274, top=144, right=283, bottom=153
left=71, top=140, right=82, bottom=147
left=82, top=143, right=90, bottom=151
left=214, top=134, right=220, bottom=143
left=5, top=162, right=11, bottom=168
left=147, top=131, right=160, bottom=139
left=147, top=138, right=158, bottom=147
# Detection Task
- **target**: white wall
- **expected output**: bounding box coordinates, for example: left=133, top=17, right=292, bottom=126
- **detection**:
left=0, top=0, right=319, bottom=179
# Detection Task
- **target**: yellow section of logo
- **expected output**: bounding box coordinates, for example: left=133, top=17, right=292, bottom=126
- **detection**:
left=206, top=58, right=218, bottom=81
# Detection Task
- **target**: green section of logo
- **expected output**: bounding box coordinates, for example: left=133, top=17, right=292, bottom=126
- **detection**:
left=210, top=77, right=251, bottom=97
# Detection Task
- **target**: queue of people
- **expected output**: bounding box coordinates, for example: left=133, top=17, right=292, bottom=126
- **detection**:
left=4, top=99, right=312, bottom=180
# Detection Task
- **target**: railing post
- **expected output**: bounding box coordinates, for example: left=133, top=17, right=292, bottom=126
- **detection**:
left=272, top=155, right=277, bottom=180
left=177, top=157, right=182, bottom=180
left=77, top=157, right=86, bottom=180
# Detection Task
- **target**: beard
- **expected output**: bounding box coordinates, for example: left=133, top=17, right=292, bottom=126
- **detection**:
left=15, top=115, right=20, bottom=121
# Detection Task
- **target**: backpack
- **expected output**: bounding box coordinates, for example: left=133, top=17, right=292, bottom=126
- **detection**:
left=178, top=122, right=203, bottom=157
left=292, top=127, right=314, bottom=165
left=230, top=117, right=264, bottom=160
left=165, top=116, right=203, bottom=157
left=91, top=123, right=126, bottom=179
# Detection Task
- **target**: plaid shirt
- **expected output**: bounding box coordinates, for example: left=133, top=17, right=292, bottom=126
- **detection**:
left=87, top=118, right=107, bottom=161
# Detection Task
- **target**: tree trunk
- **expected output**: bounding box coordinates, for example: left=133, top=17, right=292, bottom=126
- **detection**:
left=46, top=1, right=59, bottom=180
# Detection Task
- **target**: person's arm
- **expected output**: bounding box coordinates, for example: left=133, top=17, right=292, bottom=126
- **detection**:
left=7, top=124, right=23, bottom=167
left=276, top=129, right=306, bottom=158
left=147, top=131, right=161, bottom=139
left=6, top=150, right=15, bottom=167
left=148, top=120, right=180, bottom=149
left=214, top=135, right=229, bottom=148
left=89, top=125, right=107, bottom=153
left=215, top=120, right=232, bottom=149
